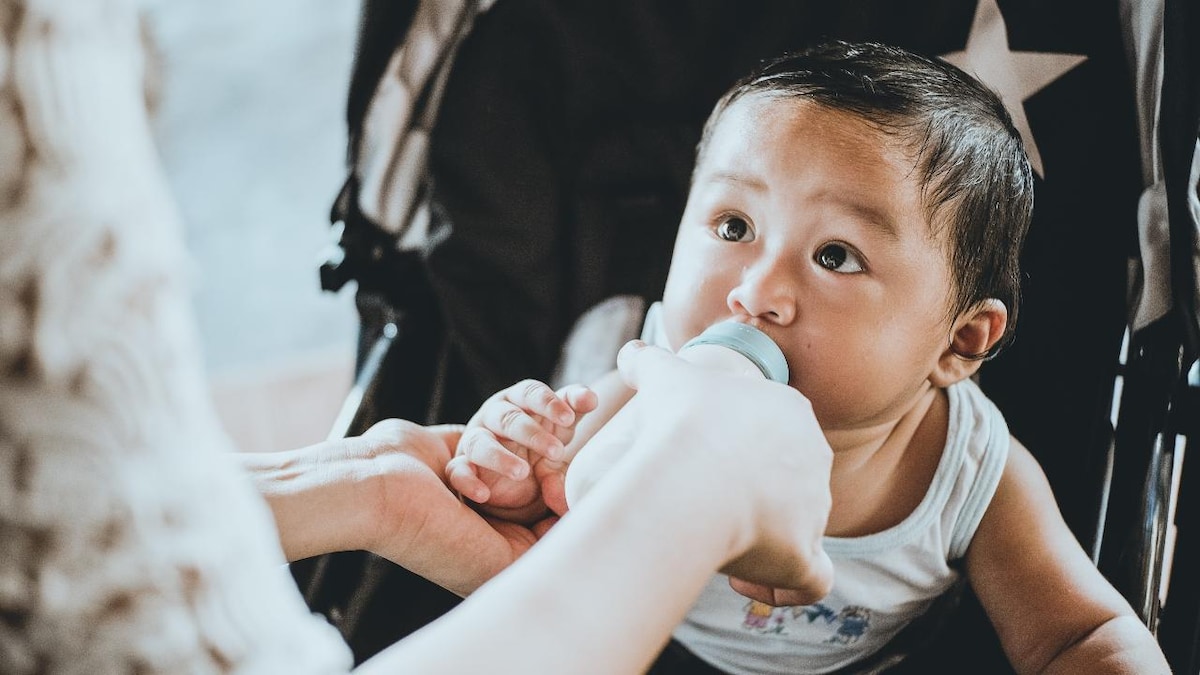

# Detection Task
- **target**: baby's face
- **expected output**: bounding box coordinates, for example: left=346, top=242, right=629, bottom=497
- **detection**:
left=661, top=95, right=958, bottom=432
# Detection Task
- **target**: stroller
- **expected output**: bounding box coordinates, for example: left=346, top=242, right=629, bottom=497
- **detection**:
left=298, top=1, right=1200, bottom=671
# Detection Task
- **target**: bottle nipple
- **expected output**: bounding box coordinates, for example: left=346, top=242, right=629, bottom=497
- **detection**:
left=679, top=321, right=789, bottom=384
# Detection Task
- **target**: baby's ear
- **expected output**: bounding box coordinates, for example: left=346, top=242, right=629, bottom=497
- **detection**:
left=931, top=299, right=1008, bottom=387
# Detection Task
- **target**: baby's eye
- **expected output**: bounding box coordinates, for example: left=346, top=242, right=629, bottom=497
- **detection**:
left=815, top=243, right=865, bottom=273
left=716, top=216, right=754, bottom=242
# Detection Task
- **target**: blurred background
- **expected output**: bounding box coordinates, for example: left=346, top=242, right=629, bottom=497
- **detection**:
left=144, top=0, right=361, bottom=452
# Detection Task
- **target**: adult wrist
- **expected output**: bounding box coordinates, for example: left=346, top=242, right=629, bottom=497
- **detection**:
left=330, top=436, right=395, bottom=556
left=246, top=439, right=380, bottom=561
left=617, top=428, right=755, bottom=566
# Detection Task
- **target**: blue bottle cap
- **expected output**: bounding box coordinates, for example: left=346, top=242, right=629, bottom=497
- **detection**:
left=680, top=321, right=790, bottom=384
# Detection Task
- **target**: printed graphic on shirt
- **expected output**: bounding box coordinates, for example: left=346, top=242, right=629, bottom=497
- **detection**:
left=741, top=600, right=786, bottom=634
left=742, top=600, right=873, bottom=644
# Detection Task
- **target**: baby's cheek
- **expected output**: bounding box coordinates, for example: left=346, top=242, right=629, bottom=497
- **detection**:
left=661, top=296, right=730, bottom=347
left=658, top=308, right=700, bottom=353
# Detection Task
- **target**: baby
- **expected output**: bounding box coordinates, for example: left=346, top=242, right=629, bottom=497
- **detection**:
left=446, top=41, right=1166, bottom=674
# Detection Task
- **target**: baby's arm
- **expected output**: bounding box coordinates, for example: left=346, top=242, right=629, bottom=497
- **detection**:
left=966, top=438, right=1169, bottom=674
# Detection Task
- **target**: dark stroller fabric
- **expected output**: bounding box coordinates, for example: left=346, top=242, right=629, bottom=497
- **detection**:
left=425, top=0, right=1138, bottom=550
left=307, top=1, right=1185, bottom=671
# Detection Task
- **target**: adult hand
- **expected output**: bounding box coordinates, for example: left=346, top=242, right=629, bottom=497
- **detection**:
left=608, top=340, right=835, bottom=605
left=355, top=420, right=553, bottom=595
left=245, top=420, right=551, bottom=597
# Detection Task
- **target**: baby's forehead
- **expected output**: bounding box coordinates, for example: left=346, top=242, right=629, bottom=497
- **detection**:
left=710, top=93, right=907, bottom=152
left=706, top=96, right=919, bottom=174
left=703, top=95, right=946, bottom=231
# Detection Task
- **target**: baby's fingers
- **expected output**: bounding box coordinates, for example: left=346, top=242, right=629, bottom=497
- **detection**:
left=505, top=379, right=576, bottom=428
left=556, top=383, right=599, bottom=418
left=537, top=465, right=570, bottom=517
left=457, top=427, right=532, bottom=480
left=540, top=384, right=598, bottom=446
left=445, top=455, right=490, bottom=503
left=481, top=394, right=566, bottom=461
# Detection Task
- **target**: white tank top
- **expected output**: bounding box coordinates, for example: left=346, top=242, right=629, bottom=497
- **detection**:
left=643, top=303, right=1011, bottom=674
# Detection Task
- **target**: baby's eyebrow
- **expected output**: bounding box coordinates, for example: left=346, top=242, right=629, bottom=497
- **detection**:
left=830, top=198, right=901, bottom=242
left=701, top=171, right=903, bottom=241
left=705, top=171, right=769, bottom=191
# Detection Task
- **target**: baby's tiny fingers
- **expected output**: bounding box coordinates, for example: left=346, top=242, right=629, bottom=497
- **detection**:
left=556, top=384, right=599, bottom=417
left=543, top=385, right=599, bottom=446
left=445, top=456, right=490, bottom=503
left=480, top=399, right=566, bottom=461
left=507, top=379, right=575, bottom=427
left=539, top=469, right=569, bottom=516
left=458, top=427, right=531, bottom=480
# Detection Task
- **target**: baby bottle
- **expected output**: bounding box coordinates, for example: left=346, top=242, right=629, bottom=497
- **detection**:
left=564, top=320, right=789, bottom=507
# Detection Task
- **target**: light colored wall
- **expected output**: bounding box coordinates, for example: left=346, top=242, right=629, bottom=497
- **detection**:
left=145, top=0, right=361, bottom=450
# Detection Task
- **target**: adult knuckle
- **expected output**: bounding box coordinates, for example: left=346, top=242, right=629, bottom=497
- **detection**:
left=370, top=418, right=410, bottom=436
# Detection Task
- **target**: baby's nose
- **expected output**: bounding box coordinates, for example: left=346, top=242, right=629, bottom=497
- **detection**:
left=726, top=262, right=797, bottom=325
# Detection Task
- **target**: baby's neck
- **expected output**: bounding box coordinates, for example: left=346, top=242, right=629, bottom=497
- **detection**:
left=825, top=388, right=938, bottom=463
left=821, top=386, right=948, bottom=537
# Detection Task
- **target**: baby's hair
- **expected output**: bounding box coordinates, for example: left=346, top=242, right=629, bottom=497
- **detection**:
left=696, top=41, right=1034, bottom=358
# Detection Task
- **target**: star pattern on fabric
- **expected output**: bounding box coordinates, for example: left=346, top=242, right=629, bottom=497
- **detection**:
left=941, top=0, right=1086, bottom=177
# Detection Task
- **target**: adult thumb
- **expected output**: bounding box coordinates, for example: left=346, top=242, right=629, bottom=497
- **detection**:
left=615, top=339, right=680, bottom=391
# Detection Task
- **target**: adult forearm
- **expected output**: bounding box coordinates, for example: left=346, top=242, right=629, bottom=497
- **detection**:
left=1041, top=615, right=1169, bottom=675
left=236, top=440, right=376, bottom=562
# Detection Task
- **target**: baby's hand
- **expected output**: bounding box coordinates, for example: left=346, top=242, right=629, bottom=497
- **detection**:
left=447, top=379, right=597, bottom=522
